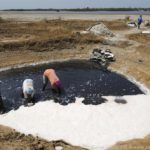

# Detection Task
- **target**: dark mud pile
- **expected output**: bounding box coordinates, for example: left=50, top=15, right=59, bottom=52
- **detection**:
left=0, top=60, right=143, bottom=112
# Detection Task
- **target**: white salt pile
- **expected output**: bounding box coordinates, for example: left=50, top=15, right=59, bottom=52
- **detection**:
left=0, top=95, right=150, bottom=150
left=88, top=23, right=114, bottom=36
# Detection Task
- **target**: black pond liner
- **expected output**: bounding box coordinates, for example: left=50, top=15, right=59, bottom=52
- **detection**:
left=0, top=60, right=143, bottom=112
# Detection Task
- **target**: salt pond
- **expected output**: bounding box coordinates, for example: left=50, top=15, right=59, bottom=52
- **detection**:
left=0, top=60, right=143, bottom=112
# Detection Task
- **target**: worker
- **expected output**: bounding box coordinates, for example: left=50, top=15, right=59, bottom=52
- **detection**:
left=42, top=69, right=61, bottom=95
left=22, top=79, right=35, bottom=103
left=137, top=15, right=143, bottom=29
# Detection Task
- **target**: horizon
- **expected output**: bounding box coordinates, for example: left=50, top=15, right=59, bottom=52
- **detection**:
left=2, top=7, right=150, bottom=10
left=0, top=0, right=150, bottom=10
left=1, top=7, right=150, bottom=12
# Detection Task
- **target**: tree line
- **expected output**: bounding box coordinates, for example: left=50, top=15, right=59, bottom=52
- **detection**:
left=2, top=8, right=150, bottom=11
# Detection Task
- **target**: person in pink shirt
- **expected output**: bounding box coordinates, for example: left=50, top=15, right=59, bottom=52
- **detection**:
left=42, top=69, right=61, bottom=95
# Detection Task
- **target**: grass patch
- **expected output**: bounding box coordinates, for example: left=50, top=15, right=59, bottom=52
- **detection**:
left=0, top=20, right=104, bottom=52
left=128, top=33, right=150, bottom=43
left=103, top=20, right=129, bottom=30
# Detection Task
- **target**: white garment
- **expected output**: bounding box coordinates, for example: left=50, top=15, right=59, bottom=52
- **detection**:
left=23, top=79, right=34, bottom=99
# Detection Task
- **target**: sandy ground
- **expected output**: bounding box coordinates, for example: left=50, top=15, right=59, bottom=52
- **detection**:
left=0, top=125, right=86, bottom=150
left=0, top=13, right=150, bottom=149
left=107, top=135, right=150, bottom=150
left=1, top=11, right=150, bottom=21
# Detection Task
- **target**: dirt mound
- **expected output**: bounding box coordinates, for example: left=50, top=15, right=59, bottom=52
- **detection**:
left=102, top=38, right=131, bottom=48
left=0, top=125, right=87, bottom=150
left=0, top=20, right=104, bottom=52
left=144, top=20, right=150, bottom=27
left=128, top=33, right=150, bottom=43
left=0, top=34, right=103, bottom=52
left=88, top=23, right=114, bottom=36
left=107, top=135, right=150, bottom=150
left=136, top=45, right=150, bottom=55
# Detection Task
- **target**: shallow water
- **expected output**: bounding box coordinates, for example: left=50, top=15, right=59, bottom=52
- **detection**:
left=1, top=10, right=150, bottom=15
left=0, top=60, right=143, bottom=112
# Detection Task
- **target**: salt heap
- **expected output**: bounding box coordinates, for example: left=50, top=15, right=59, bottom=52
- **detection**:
left=0, top=95, right=150, bottom=150
left=88, top=23, right=114, bottom=36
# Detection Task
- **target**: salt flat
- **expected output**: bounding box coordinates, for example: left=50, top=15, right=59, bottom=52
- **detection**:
left=0, top=95, right=150, bottom=150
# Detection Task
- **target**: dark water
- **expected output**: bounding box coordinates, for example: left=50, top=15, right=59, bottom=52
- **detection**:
left=0, top=60, right=143, bottom=112
left=6, top=10, right=150, bottom=15
left=62, top=11, right=150, bottom=15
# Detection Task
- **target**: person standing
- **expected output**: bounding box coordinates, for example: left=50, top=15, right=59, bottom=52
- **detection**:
left=137, top=15, right=143, bottom=29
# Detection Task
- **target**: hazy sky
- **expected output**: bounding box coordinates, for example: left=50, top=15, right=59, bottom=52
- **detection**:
left=0, top=0, right=150, bottom=9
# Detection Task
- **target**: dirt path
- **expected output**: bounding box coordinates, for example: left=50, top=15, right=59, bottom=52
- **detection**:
left=101, top=26, right=150, bottom=89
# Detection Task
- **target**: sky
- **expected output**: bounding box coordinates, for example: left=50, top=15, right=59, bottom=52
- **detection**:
left=0, top=0, right=150, bottom=9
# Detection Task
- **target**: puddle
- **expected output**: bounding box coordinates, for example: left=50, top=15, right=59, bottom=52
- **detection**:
left=0, top=60, right=143, bottom=112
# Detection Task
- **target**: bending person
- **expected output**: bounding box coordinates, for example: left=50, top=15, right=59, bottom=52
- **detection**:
left=42, top=69, right=61, bottom=95
left=22, top=79, right=35, bottom=103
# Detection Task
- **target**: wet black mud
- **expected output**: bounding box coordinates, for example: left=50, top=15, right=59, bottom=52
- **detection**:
left=0, top=60, right=143, bottom=112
